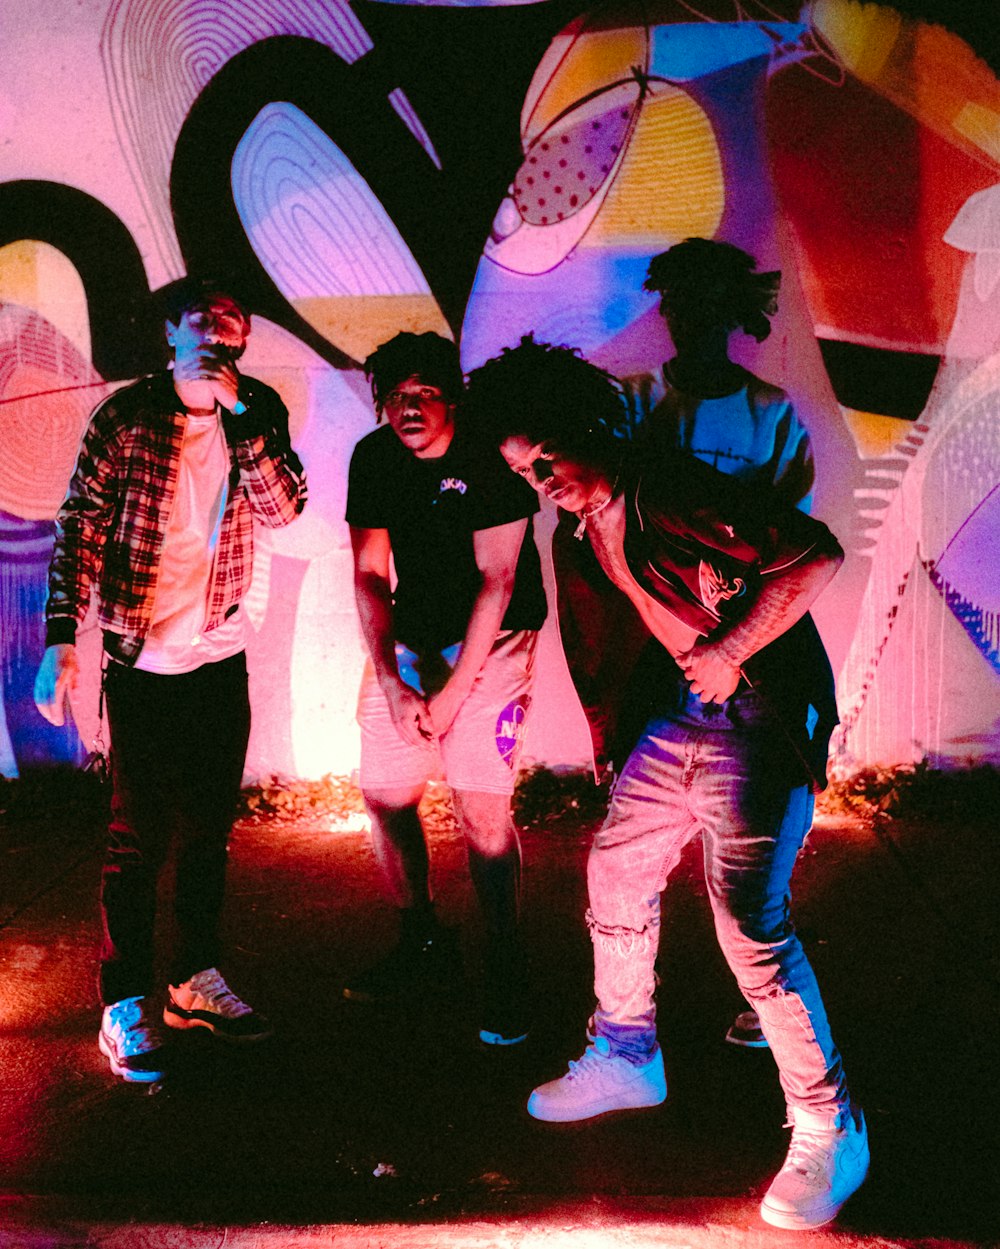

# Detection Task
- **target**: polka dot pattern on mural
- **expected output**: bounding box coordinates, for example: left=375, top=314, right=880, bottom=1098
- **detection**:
left=513, top=89, right=638, bottom=227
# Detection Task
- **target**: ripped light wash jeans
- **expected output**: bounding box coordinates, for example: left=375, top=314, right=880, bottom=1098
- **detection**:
left=588, top=688, right=849, bottom=1118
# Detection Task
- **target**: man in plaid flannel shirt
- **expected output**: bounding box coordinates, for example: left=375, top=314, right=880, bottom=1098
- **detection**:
left=34, top=277, right=307, bottom=1082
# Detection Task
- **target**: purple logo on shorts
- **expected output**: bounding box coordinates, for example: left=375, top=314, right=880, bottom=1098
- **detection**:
left=496, top=698, right=529, bottom=768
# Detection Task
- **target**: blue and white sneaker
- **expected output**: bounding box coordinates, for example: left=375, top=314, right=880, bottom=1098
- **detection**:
left=163, top=968, right=273, bottom=1042
left=98, top=995, right=167, bottom=1083
left=761, top=1104, right=870, bottom=1229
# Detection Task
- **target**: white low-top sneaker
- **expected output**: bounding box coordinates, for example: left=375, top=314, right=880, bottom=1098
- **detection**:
left=99, top=995, right=167, bottom=1083
left=761, top=1104, right=870, bottom=1230
left=527, top=1035, right=667, bottom=1122
left=164, top=968, right=273, bottom=1042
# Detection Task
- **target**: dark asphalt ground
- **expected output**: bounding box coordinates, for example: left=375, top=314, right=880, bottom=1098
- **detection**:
left=0, top=774, right=997, bottom=1247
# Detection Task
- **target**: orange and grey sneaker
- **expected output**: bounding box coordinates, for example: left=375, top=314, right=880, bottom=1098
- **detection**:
left=99, top=995, right=167, bottom=1083
left=163, top=968, right=273, bottom=1042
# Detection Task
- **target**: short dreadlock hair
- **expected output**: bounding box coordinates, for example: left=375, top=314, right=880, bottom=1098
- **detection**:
left=464, top=336, right=626, bottom=459
left=644, top=238, right=780, bottom=343
left=364, top=331, right=464, bottom=419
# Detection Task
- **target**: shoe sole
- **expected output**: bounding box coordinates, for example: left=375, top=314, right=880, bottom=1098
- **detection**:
left=98, top=1030, right=165, bottom=1083
left=342, top=980, right=461, bottom=1005
left=725, top=1031, right=770, bottom=1049
left=163, top=1006, right=273, bottom=1043
left=342, top=986, right=399, bottom=1004
left=527, top=1084, right=667, bottom=1123
left=760, top=1198, right=842, bottom=1230
left=479, top=1028, right=529, bottom=1046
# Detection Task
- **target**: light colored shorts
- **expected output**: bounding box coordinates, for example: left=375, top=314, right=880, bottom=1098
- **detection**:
left=357, top=629, right=536, bottom=795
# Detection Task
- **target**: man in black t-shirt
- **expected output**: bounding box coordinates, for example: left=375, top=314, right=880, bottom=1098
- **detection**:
left=344, top=332, right=546, bottom=1045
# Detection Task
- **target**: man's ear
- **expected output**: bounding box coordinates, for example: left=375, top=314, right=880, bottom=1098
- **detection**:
left=165, top=320, right=177, bottom=347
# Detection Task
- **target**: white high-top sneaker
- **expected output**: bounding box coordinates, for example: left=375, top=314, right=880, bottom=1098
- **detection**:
left=761, top=1104, right=870, bottom=1229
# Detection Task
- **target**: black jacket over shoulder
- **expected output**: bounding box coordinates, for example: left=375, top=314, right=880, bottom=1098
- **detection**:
left=552, top=448, right=841, bottom=793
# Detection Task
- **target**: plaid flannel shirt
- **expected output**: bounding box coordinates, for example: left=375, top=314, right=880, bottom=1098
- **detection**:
left=45, top=371, right=307, bottom=663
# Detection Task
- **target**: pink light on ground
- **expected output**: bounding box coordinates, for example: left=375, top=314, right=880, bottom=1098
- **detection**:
left=0, top=1198, right=892, bottom=1246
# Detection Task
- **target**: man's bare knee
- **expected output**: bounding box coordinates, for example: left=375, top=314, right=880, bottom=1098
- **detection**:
left=452, top=788, right=517, bottom=857
left=363, top=784, right=426, bottom=817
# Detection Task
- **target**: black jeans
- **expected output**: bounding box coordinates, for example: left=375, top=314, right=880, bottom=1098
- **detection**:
left=99, top=652, right=251, bottom=1005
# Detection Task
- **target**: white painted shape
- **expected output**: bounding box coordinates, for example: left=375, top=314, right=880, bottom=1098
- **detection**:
left=233, top=102, right=431, bottom=299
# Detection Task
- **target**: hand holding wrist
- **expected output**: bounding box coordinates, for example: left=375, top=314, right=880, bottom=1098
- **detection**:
left=707, top=633, right=750, bottom=672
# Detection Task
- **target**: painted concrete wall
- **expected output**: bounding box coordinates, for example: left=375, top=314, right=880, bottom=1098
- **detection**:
left=1, top=0, right=997, bottom=780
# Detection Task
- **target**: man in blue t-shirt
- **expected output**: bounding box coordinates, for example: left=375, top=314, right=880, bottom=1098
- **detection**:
left=344, top=331, right=546, bottom=1046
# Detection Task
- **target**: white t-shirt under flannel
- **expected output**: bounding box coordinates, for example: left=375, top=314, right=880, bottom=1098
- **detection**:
left=136, top=410, right=245, bottom=673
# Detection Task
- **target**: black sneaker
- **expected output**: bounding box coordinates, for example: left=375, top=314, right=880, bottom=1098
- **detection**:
left=479, top=992, right=530, bottom=1046
left=343, top=927, right=461, bottom=1003
left=725, top=1008, right=769, bottom=1048
left=479, top=946, right=529, bottom=1046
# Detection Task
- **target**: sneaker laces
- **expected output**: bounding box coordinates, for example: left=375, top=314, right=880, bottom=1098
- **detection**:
left=187, top=969, right=252, bottom=1018
left=780, top=1121, right=840, bottom=1188
left=565, top=1036, right=613, bottom=1081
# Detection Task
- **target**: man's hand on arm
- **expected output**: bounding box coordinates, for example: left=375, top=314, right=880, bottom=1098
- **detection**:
left=34, top=643, right=79, bottom=726
left=676, top=644, right=743, bottom=704
left=427, top=518, right=526, bottom=738
left=678, top=543, right=843, bottom=704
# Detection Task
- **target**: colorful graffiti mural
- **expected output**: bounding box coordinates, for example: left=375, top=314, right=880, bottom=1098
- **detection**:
left=1, top=0, right=997, bottom=778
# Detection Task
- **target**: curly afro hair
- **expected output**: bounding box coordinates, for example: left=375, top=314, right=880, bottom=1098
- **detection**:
left=464, top=336, right=626, bottom=457
left=364, top=332, right=464, bottom=418
left=644, top=238, right=780, bottom=342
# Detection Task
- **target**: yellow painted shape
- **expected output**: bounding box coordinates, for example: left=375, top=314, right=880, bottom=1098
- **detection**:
left=294, top=295, right=451, bottom=365
left=525, top=27, right=646, bottom=147
left=841, top=405, right=913, bottom=459
left=0, top=240, right=91, bottom=360
left=810, top=0, right=901, bottom=80
left=952, top=103, right=1000, bottom=165
left=583, top=89, right=723, bottom=247
left=812, top=0, right=1000, bottom=168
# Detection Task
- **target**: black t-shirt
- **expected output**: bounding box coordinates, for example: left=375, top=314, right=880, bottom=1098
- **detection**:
left=346, top=424, right=547, bottom=651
